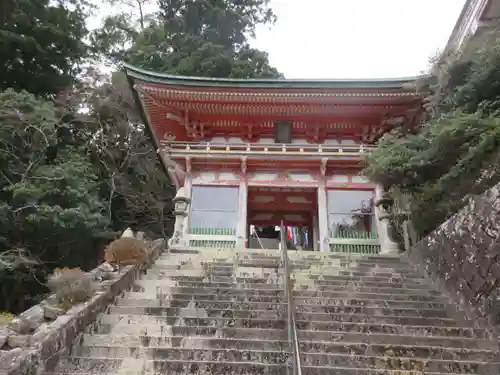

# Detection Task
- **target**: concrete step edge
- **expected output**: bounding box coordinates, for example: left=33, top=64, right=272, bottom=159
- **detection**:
left=120, top=291, right=446, bottom=299
left=133, top=285, right=439, bottom=294
left=110, top=304, right=451, bottom=314
left=43, top=369, right=479, bottom=375
left=120, top=297, right=449, bottom=306
left=57, top=355, right=497, bottom=365
left=100, top=312, right=459, bottom=322
left=85, top=326, right=492, bottom=339
left=79, top=338, right=498, bottom=352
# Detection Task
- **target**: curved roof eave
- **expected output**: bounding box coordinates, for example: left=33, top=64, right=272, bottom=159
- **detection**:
left=123, top=62, right=426, bottom=91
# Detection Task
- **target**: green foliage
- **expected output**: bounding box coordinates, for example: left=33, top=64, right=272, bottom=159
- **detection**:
left=0, top=89, right=110, bottom=312
left=0, top=0, right=91, bottom=96
left=0, top=0, right=281, bottom=314
left=364, top=32, right=500, bottom=237
left=85, top=72, right=175, bottom=236
left=451, top=38, right=500, bottom=115
left=93, top=0, right=282, bottom=78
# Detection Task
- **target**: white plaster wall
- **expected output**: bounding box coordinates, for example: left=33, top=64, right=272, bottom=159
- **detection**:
left=191, top=171, right=241, bottom=185
left=202, top=136, right=361, bottom=146
left=351, top=176, right=370, bottom=183
left=192, top=172, right=217, bottom=184
left=329, top=175, right=349, bottom=183
left=228, top=137, right=245, bottom=144
left=288, top=173, right=316, bottom=182
left=324, top=139, right=359, bottom=145
left=211, top=137, right=226, bottom=143
left=249, top=173, right=279, bottom=181
left=256, top=138, right=274, bottom=144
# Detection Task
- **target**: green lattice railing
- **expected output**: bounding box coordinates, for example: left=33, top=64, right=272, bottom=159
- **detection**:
left=189, top=228, right=236, bottom=236
left=189, top=240, right=236, bottom=248
left=330, top=230, right=379, bottom=239
left=330, top=244, right=381, bottom=254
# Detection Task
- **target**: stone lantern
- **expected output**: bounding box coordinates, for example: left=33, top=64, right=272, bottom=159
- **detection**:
left=168, top=187, right=191, bottom=249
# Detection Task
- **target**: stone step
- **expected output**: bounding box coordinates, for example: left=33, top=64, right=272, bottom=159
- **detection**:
left=114, top=297, right=449, bottom=310
left=119, top=291, right=447, bottom=303
left=160, top=251, right=404, bottom=263
left=155, top=258, right=416, bottom=273
left=294, top=293, right=447, bottom=302
left=142, top=272, right=425, bottom=285
left=148, top=286, right=285, bottom=296
left=135, top=280, right=282, bottom=290
left=44, top=366, right=481, bottom=375
left=313, top=270, right=422, bottom=278
left=97, top=313, right=465, bottom=330
left=151, top=261, right=419, bottom=274
left=81, top=332, right=498, bottom=352
left=136, top=279, right=427, bottom=290
left=74, top=341, right=496, bottom=361
left=100, top=310, right=476, bottom=340
left=111, top=301, right=450, bottom=318
left=147, top=266, right=421, bottom=279
left=44, top=367, right=481, bottom=375
left=300, top=278, right=425, bottom=288
left=290, top=254, right=404, bottom=262
left=297, top=352, right=496, bottom=373
left=295, top=315, right=468, bottom=329
left=297, top=307, right=450, bottom=318
left=78, top=336, right=275, bottom=350
left=292, top=288, right=441, bottom=297
left=54, top=354, right=496, bottom=374
left=291, top=262, right=417, bottom=271
left=139, top=285, right=441, bottom=297
left=157, top=254, right=283, bottom=263
left=154, top=260, right=280, bottom=269
left=150, top=260, right=417, bottom=271
left=95, top=316, right=287, bottom=332
left=141, top=273, right=276, bottom=282
left=112, top=307, right=287, bottom=319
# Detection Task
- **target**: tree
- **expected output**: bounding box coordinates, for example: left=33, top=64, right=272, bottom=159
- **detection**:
left=364, top=31, right=500, bottom=238
left=0, top=89, right=111, bottom=312
left=85, top=72, right=176, bottom=238
left=93, top=0, right=283, bottom=78
left=0, top=0, right=91, bottom=97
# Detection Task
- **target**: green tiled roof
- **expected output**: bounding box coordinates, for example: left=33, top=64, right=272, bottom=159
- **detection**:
left=123, top=62, right=422, bottom=90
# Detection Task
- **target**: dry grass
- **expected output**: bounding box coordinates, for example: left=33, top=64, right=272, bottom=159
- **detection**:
left=104, top=237, right=148, bottom=268
left=0, top=312, right=14, bottom=327
left=47, top=267, right=94, bottom=310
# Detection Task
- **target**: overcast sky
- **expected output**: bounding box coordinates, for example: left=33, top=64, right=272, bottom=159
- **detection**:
left=95, top=0, right=466, bottom=79
left=250, top=0, right=466, bottom=79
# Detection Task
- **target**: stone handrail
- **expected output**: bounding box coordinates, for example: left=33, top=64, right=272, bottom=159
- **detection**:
left=1, top=234, right=167, bottom=375
left=163, top=140, right=374, bottom=156
left=280, top=222, right=302, bottom=375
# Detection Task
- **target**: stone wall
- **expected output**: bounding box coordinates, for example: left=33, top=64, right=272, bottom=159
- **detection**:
left=0, top=235, right=166, bottom=375
left=407, top=183, right=500, bottom=335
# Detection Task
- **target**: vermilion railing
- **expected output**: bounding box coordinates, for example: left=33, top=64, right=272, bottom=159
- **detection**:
left=163, top=141, right=374, bottom=155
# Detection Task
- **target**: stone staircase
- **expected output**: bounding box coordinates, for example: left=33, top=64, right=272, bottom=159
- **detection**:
left=46, top=248, right=499, bottom=375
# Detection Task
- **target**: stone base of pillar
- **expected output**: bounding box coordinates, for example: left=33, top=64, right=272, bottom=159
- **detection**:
left=168, top=236, right=188, bottom=250
left=379, top=240, right=400, bottom=255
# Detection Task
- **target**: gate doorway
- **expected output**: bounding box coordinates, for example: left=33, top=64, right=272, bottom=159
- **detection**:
left=247, top=187, right=317, bottom=250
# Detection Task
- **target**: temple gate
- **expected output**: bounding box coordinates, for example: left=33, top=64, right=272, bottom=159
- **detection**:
left=124, top=65, right=423, bottom=254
